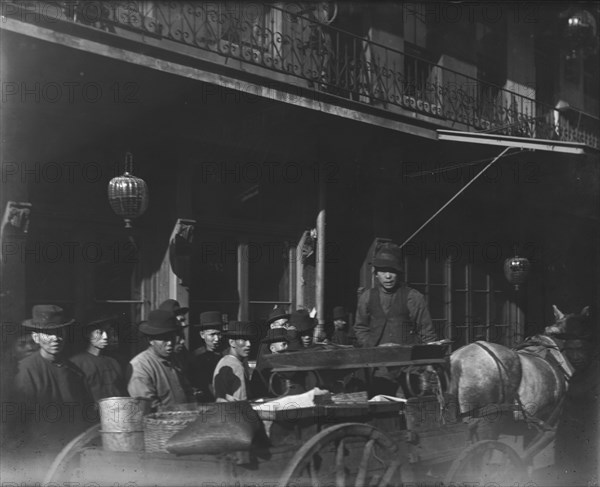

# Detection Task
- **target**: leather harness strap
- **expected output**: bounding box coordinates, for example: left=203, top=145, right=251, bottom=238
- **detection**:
left=472, top=341, right=532, bottom=423
left=472, top=338, right=570, bottom=431
left=473, top=341, right=508, bottom=405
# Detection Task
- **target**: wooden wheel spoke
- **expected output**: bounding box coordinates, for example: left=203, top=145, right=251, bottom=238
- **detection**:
left=379, top=458, right=402, bottom=487
left=355, top=438, right=375, bottom=487
left=335, top=438, right=346, bottom=487
left=278, top=423, right=402, bottom=487
left=309, top=456, right=319, bottom=487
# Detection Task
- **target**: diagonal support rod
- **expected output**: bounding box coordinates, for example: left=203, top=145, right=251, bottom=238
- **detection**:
left=399, top=146, right=515, bottom=249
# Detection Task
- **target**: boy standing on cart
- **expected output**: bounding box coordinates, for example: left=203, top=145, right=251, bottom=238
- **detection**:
left=354, top=244, right=437, bottom=396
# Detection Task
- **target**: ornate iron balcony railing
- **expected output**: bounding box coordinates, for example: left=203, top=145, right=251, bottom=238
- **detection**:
left=6, top=1, right=599, bottom=149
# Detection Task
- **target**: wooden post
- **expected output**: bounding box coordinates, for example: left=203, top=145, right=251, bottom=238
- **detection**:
left=315, top=162, right=326, bottom=341
left=296, top=231, right=307, bottom=310
left=238, top=241, right=249, bottom=321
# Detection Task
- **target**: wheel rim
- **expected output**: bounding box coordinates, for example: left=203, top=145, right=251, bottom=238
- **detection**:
left=445, top=440, right=527, bottom=485
left=278, top=423, right=402, bottom=487
left=43, top=423, right=102, bottom=484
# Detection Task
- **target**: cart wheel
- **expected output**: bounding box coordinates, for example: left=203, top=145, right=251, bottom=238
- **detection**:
left=444, top=440, right=527, bottom=485
left=278, top=422, right=403, bottom=487
left=43, top=423, right=102, bottom=484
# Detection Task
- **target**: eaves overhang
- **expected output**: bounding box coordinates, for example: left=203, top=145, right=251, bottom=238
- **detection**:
left=437, top=129, right=598, bottom=156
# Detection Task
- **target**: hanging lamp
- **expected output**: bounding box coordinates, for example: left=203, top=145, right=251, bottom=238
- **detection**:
left=107, top=152, right=149, bottom=228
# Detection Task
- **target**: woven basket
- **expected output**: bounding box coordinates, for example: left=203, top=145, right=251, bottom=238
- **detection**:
left=143, top=410, right=200, bottom=453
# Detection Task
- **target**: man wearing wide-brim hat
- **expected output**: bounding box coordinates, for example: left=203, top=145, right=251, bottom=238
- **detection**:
left=14, top=305, right=94, bottom=455
left=213, top=321, right=258, bottom=402
left=257, top=305, right=303, bottom=359
left=261, top=327, right=289, bottom=354
left=266, top=306, right=290, bottom=329
left=159, top=298, right=190, bottom=321
left=354, top=244, right=437, bottom=396
left=549, top=305, right=598, bottom=485
left=253, top=328, right=298, bottom=397
left=190, top=311, right=224, bottom=401
left=290, top=309, right=318, bottom=349
left=354, top=244, right=437, bottom=348
left=70, top=312, right=125, bottom=402
left=128, top=310, right=193, bottom=410
left=159, top=298, right=191, bottom=359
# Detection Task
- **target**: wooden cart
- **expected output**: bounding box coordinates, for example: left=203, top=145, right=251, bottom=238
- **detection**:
left=45, top=345, right=547, bottom=486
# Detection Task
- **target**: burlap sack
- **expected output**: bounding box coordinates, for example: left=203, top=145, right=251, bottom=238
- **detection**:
left=165, top=401, right=263, bottom=455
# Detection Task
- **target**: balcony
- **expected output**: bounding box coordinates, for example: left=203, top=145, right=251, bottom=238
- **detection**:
left=3, top=1, right=598, bottom=149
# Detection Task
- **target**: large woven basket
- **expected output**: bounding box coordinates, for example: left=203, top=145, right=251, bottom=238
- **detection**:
left=143, top=410, right=201, bottom=453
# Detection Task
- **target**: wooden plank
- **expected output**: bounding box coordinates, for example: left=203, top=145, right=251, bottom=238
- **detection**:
left=262, top=345, right=447, bottom=372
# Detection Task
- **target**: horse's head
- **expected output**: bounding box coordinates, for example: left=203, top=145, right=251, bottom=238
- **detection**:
left=546, top=305, right=593, bottom=371
left=545, top=305, right=591, bottom=339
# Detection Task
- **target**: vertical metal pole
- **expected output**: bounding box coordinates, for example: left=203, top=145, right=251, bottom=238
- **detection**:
left=315, top=161, right=326, bottom=341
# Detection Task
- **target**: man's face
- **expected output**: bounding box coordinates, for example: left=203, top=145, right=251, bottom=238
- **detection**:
left=32, top=329, right=64, bottom=357
left=230, top=338, right=251, bottom=360
left=270, top=318, right=288, bottom=330
left=173, top=315, right=187, bottom=354
left=149, top=333, right=177, bottom=359
left=200, top=329, right=222, bottom=352
left=334, top=319, right=347, bottom=331
left=269, top=340, right=288, bottom=354
left=89, top=328, right=109, bottom=350
left=564, top=339, right=592, bottom=371
left=173, top=333, right=186, bottom=354
left=300, top=332, right=313, bottom=348
left=376, top=269, right=398, bottom=290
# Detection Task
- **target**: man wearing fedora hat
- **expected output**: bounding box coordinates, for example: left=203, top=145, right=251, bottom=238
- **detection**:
left=266, top=306, right=290, bottom=329
left=190, top=311, right=224, bottom=401
left=252, top=328, right=295, bottom=397
left=550, top=306, right=598, bottom=485
left=14, top=305, right=94, bottom=455
left=354, top=244, right=437, bottom=348
left=262, top=328, right=289, bottom=354
left=213, top=321, right=257, bottom=402
left=290, top=309, right=318, bottom=349
left=257, top=305, right=302, bottom=361
left=354, top=245, right=436, bottom=396
left=128, top=309, right=193, bottom=410
left=159, top=298, right=192, bottom=369
left=70, top=313, right=125, bottom=402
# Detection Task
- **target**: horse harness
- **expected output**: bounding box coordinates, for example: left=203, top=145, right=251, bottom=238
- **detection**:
left=470, top=339, right=573, bottom=432
left=513, top=335, right=575, bottom=381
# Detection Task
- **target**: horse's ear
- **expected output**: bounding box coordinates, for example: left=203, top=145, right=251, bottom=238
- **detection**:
left=580, top=306, right=591, bottom=317
left=553, top=305, right=565, bottom=321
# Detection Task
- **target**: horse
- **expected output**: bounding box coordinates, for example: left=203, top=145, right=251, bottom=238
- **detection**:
left=449, top=305, right=591, bottom=432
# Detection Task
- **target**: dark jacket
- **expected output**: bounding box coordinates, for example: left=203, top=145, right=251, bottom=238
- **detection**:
left=354, top=284, right=437, bottom=347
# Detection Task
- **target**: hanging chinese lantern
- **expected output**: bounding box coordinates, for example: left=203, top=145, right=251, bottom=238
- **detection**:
left=108, top=152, right=149, bottom=228
left=503, top=255, right=530, bottom=291
left=562, top=9, right=598, bottom=59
